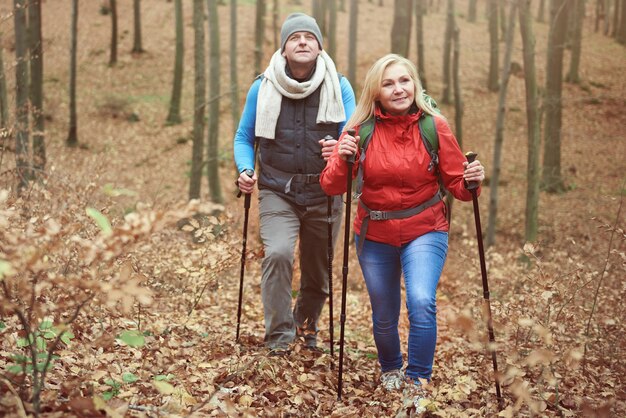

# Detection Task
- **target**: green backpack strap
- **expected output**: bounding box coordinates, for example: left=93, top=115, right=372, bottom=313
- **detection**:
left=418, top=93, right=441, bottom=172
left=418, top=113, right=440, bottom=172
left=354, top=118, right=375, bottom=198
left=357, top=118, right=375, bottom=149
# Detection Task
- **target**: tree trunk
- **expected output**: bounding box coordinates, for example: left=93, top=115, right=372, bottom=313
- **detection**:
left=29, top=0, right=46, bottom=175
left=617, top=0, right=626, bottom=43
left=415, top=0, right=428, bottom=90
left=488, top=0, right=499, bottom=91
left=109, top=0, right=118, bottom=65
left=441, top=0, right=454, bottom=104
left=611, top=0, right=620, bottom=37
left=229, top=0, right=240, bottom=135
left=468, top=0, right=477, bottom=22
left=67, top=0, right=79, bottom=148
left=447, top=23, right=463, bottom=223
left=14, top=0, right=30, bottom=190
left=328, top=0, right=338, bottom=59
left=452, top=23, right=462, bottom=147
left=604, top=0, right=610, bottom=35
left=312, top=0, right=323, bottom=30
left=0, top=31, right=8, bottom=131
left=566, top=0, right=585, bottom=83
left=348, top=0, right=359, bottom=86
left=500, top=0, right=507, bottom=39
left=132, top=0, right=144, bottom=53
left=542, top=0, right=568, bottom=193
left=311, top=0, right=328, bottom=38
left=595, top=0, right=604, bottom=32
left=189, top=0, right=206, bottom=200
left=537, top=0, right=546, bottom=23
left=166, top=0, right=184, bottom=125
left=518, top=0, right=541, bottom=243
left=391, top=0, right=414, bottom=57
left=487, top=0, right=517, bottom=248
left=207, top=0, right=223, bottom=204
left=272, top=0, right=280, bottom=51
left=254, top=0, right=266, bottom=76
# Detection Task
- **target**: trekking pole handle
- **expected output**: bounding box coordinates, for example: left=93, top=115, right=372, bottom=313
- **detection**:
left=236, top=169, right=255, bottom=198
left=346, top=129, right=357, bottom=164
left=465, top=152, right=479, bottom=191
left=322, top=135, right=334, bottom=159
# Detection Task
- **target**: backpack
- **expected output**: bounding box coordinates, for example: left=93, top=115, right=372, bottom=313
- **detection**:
left=354, top=94, right=444, bottom=200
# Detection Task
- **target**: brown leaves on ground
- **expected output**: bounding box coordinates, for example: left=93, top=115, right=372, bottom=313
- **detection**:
left=1, top=0, right=625, bottom=416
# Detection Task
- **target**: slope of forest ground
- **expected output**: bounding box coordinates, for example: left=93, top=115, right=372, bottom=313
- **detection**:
left=0, top=1, right=624, bottom=417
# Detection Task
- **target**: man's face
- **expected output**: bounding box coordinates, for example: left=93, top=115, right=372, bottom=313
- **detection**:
left=282, top=31, right=320, bottom=65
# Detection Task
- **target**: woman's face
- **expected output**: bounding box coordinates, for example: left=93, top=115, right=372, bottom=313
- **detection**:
left=377, top=63, right=415, bottom=116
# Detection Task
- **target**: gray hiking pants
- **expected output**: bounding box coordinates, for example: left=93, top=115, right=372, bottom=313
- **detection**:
left=258, top=189, right=343, bottom=349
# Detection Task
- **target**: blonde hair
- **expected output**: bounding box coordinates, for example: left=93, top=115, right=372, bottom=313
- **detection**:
left=345, top=54, right=439, bottom=131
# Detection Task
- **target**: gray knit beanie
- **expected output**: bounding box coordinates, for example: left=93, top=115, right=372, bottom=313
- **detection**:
left=280, top=13, right=323, bottom=51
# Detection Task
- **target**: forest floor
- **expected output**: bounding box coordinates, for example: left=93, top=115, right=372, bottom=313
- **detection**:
left=0, top=0, right=625, bottom=417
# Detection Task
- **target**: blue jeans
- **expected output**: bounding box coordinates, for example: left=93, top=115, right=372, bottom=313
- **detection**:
left=355, top=231, right=448, bottom=381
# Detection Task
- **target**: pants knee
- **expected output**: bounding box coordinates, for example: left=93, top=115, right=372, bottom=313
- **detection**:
left=264, top=244, right=293, bottom=266
left=408, top=297, right=437, bottom=323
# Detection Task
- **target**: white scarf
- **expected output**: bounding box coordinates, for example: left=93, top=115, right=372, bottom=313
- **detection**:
left=255, top=50, right=346, bottom=139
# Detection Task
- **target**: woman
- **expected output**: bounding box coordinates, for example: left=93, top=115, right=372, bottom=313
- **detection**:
left=320, top=54, right=484, bottom=407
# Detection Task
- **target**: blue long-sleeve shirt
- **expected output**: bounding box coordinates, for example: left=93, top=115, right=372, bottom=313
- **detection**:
left=233, top=76, right=356, bottom=173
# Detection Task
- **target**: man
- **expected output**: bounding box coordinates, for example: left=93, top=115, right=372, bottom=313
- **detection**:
left=234, top=13, right=356, bottom=355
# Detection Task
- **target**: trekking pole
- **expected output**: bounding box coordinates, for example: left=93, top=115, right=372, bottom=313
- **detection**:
left=465, top=152, right=503, bottom=407
left=235, top=169, right=255, bottom=342
left=323, top=135, right=335, bottom=361
left=338, top=129, right=356, bottom=400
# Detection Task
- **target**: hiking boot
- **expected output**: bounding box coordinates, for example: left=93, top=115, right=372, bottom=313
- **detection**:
left=380, top=369, right=405, bottom=391
left=296, top=326, right=317, bottom=349
left=401, top=382, right=429, bottom=415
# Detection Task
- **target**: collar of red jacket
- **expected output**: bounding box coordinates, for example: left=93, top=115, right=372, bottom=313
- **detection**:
left=374, top=105, right=423, bottom=126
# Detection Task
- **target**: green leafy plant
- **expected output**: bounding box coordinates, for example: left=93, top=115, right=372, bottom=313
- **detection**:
left=101, top=372, right=140, bottom=400
left=7, top=320, right=75, bottom=375
left=117, top=330, right=146, bottom=348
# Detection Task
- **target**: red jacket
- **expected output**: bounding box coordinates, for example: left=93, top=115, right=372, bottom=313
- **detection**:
left=320, top=107, right=480, bottom=247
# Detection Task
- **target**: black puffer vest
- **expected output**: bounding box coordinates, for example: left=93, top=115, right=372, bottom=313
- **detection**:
left=257, top=82, right=340, bottom=206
